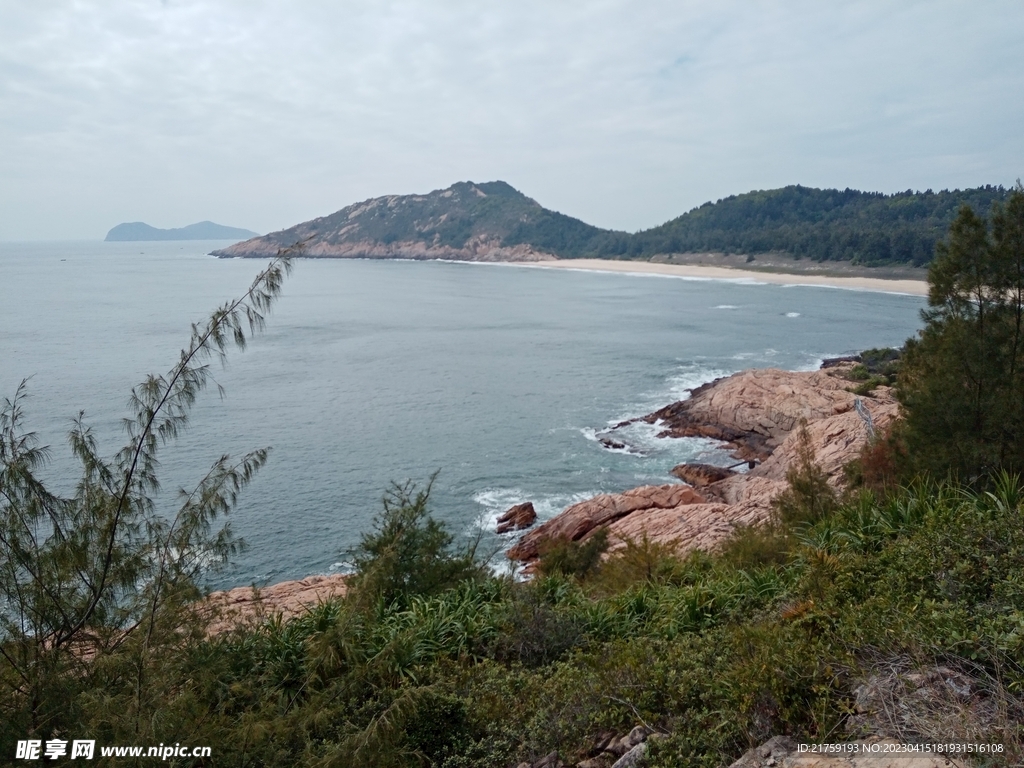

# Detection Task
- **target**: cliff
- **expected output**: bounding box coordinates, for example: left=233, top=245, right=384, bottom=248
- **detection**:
left=508, top=363, right=897, bottom=567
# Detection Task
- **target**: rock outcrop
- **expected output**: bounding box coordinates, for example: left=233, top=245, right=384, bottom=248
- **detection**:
left=510, top=365, right=894, bottom=568
left=204, top=574, right=348, bottom=634
left=643, top=367, right=890, bottom=460
left=497, top=502, right=538, bottom=534
left=520, top=725, right=660, bottom=768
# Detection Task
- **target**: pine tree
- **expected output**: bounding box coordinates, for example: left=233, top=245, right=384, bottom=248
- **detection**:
left=899, top=184, right=1024, bottom=480
left=0, top=254, right=291, bottom=747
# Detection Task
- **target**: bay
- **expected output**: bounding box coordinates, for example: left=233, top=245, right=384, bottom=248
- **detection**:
left=0, top=241, right=925, bottom=589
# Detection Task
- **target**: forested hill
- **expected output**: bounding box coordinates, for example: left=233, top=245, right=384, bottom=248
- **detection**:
left=214, top=181, right=1010, bottom=266
left=630, top=185, right=1010, bottom=266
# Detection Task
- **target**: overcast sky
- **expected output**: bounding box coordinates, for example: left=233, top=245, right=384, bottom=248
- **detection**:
left=2, top=1, right=1022, bottom=240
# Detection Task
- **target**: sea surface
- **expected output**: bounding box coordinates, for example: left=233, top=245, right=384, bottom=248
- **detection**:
left=0, top=240, right=926, bottom=589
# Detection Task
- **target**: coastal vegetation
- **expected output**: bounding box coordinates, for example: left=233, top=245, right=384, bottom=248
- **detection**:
left=3, top=189, right=1024, bottom=766
left=215, top=180, right=1011, bottom=268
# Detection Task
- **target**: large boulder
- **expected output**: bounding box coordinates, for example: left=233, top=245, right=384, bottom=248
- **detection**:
left=497, top=501, right=538, bottom=533
left=751, top=400, right=899, bottom=487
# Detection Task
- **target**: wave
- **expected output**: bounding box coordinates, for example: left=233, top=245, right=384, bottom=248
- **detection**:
left=470, top=487, right=600, bottom=534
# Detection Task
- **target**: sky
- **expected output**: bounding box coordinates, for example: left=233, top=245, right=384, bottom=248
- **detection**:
left=1, top=1, right=1023, bottom=240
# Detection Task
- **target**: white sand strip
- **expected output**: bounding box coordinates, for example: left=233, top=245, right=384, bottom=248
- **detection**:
left=520, top=258, right=928, bottom=296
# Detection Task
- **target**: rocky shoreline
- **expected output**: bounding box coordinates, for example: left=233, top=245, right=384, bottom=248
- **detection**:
left=506, top=362, right=898, bottom=570
left=210, top=360, right=895, bottom=620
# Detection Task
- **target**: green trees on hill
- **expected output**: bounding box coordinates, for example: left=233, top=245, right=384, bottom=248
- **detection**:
left=630, top=184, right=1010, bottom=266
left=898, top=184, right=1024, bottom=479
left=464, top=183, right=1013, bottom=265
left=226, top=180, right=1010, bottom=266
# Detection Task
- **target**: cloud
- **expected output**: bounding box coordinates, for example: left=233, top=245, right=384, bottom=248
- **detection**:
left=1, top=0, right=1022, bottom=239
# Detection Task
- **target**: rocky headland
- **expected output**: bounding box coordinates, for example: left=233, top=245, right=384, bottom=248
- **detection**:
left=211, top=180, right=620, bottom=261
left=507, top=362, right=897, bottom=569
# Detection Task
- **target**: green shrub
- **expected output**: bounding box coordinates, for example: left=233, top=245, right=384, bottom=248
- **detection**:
left=536, top=529, right=610, bottom=579
left=348, top=477, right=481, bottom=611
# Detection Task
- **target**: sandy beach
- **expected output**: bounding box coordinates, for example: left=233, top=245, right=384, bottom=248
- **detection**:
left=523, top=258, right=928, bottom=296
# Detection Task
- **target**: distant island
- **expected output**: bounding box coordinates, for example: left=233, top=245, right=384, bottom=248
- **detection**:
left=211, top=180, right=1008, bottom=267
left=105, top=221, right=259, bottom=242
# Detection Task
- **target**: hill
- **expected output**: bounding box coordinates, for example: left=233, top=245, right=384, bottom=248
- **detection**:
left=212, top=181, right=1010, bottom=266
left=632, top=184, right=1010, bottom=266
left=105, top=221, right=259, bottom=242
left=211, top=180, right=628, bottom=261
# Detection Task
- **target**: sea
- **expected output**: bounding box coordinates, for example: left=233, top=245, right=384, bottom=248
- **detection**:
left=0, top=240, right=926, bottom=589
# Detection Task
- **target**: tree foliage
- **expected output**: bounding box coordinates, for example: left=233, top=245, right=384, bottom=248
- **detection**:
left=632, top=185, right=1010, bottom=266
left=348, top=477, right=481, bottom=611
left=0, top=254, right=291, bottom=745
left=898, top=184, right=1024, bottom=480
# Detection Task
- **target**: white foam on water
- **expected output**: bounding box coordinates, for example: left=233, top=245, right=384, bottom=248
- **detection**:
left=470, top=487, right=601, bottom=534
left=713, top=304, right=740, bottom=309
left=786, top=312, right=801, bottom=317
left=581, top=426, right=647, bottom=456
left=662, top=364, right=733, bottom=402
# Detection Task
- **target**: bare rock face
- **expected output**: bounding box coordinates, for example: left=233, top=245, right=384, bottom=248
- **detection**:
left=507, top=485, right=706, bottom=563
left=497, top=502, right=538, bottom=534
left=228, top=237, right=552, bottom=262
left=644, top=367, right=883, bottom=460
left=752, top=400, right=899, bottom=487
left=204, top=574, right=348, bottom=634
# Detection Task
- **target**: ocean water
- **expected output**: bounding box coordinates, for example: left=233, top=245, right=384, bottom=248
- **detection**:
left=0, top=241, right=926, bottom=588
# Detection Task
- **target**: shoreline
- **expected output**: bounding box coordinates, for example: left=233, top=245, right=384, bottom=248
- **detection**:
left=518, top=258, right=928, bottom=296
